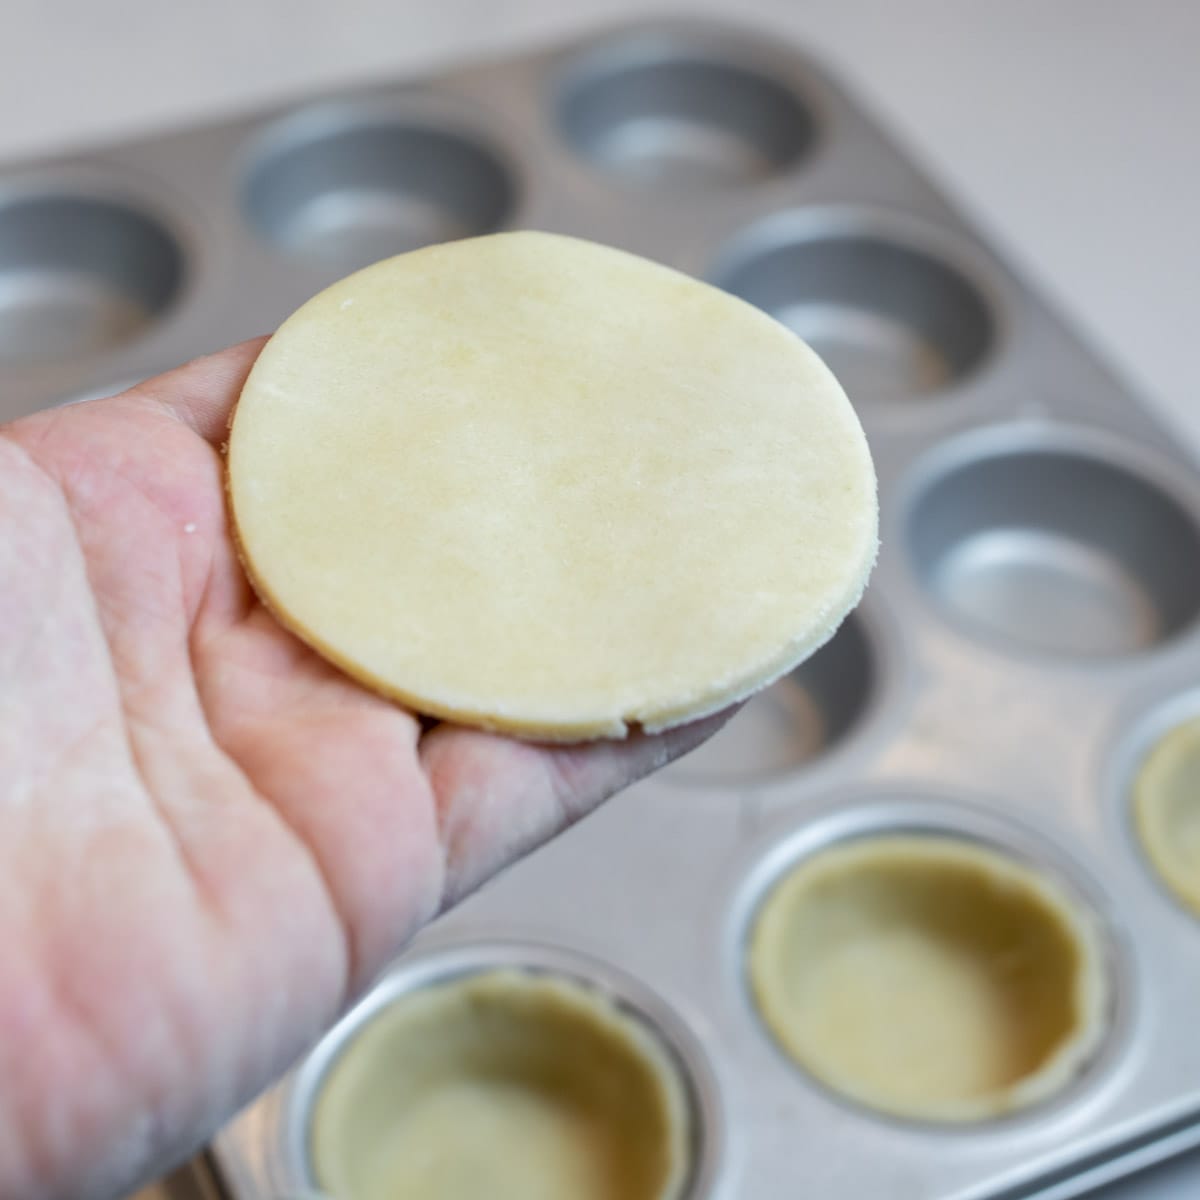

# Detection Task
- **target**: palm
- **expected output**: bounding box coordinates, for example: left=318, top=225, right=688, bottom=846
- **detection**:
left=0, top=340, right=721, bottom=1200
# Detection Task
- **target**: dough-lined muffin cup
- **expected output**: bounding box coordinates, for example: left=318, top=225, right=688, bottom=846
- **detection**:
left=308, top=969, right=694, bottom=1200
left=748, top=835, right=1110, bottom=1122
left=1134, top=717, right=1200, bottom=917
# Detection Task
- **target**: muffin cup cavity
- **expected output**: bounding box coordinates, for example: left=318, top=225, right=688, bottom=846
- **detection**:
left=244, top=113, right=516, bottom=271
left=1132, top=717, right=1200, bottom=918
left=0, top=192, right=184, bottom=365
left=558, top=39, right=814, bottom=187
left=908, top=440, right=1200, bottom=658
left=712, top=216, right=994, bottom=401
left=671, top=612, right=874, bottom=784
left=295, top=963, right=702, bottom=1200
left=747, top=833, right=1112, bottom=1123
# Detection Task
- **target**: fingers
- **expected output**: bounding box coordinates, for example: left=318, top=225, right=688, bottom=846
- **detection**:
left=194, top=607, right=440, bottom=997
left=129, top=336, right=270, bottom=445
left=420, top=708, right=737, bottom=906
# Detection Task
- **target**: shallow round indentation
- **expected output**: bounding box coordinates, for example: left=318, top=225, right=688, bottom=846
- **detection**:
left=1133, top=717, right=1200, bottom=917
left=244, top=117, right=515, bottom=270
left=715, top=223, right=993, bottom=399
left=748, top=834, right=1110, bottom=1123
left=672, top=612, right=872, bottom=784
left=306, top=968, right=694, bottom=1200
left=559, top=46, right=813, bottom=186
left=0, top=194, right=184, bottom=365
left=909, top=444, right=1200, bottom=657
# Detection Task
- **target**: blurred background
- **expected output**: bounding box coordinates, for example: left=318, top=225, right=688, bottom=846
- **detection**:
left=2, top=0, right=1198, bottom=440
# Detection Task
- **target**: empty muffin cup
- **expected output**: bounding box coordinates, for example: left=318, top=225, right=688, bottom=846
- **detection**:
left=1133, top=717, right=1200, bottom=917
left=671, top=612, right=873, bottom=784
left=748, top=835, right=1109, bottom=1122
left=714, top=221, right=993, bottom=400
left=307, top=969, right=693, bottom=1200
left=909, top=441, right=1200, bottom=658
left=558, top=43, right=813, bottom=186
left=0, top=193, right=184, bottom=365
left=244, top=115, right=515, bottom=270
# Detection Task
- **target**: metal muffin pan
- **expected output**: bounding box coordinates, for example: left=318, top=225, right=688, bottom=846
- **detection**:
left=0, top=188, right=184, bottom=368
left=4, top=17, right=1199, bottom=1200
left=124, top=1155, right=226, bottom=1200
left=236, top=942, right=724, bottom=1200
left=242, top=110, right=518, bottom=271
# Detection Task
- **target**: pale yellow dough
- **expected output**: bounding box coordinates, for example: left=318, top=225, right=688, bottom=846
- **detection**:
left=1134, top=718, right=1200, bottom=916
left=227, top=231, right=877, bottom=739
left=748, top=836, right=1109, bottom=1122
left=309, top=970, right=691, bottom=1200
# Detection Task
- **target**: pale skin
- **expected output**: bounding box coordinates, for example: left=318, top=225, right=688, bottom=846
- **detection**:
left=0, top=339, right=729, bottom=1200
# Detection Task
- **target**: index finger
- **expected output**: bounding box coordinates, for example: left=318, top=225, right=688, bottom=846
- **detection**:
left=421, top=707, right=739, bottom=907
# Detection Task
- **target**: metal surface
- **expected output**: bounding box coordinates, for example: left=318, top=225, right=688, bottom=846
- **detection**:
left=242, top=108, right=516, bottom=271
left=906, top=431, right=1200, bottom=660
left=556, top=36, right=815, bottom=187
left=672, top=612, right=875, bottom=785
left=1076, top=1144, right=1200, bottom=1200
left=3, top=17, right=1198, bottom=1200
left=260, top=943, right=724, bottom=1200
left=125, top=1156, right=228, bottom=1200
left=0, top=191, right=184, bottom=366
left=713, top=211, right=995, bottom=401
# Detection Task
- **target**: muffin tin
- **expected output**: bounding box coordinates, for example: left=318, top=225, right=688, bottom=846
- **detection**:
left=3, top=17, right=1199, bottom=1200
left=300, top=957, right=700, bottom=1200
left=745, top=834, right=1111, bottom=1125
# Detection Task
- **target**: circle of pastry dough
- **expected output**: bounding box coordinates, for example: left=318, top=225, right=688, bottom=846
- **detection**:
left=227, top=231, right=877, bottom=739
left=308, top=969, right=692, bottom=1200
left=1134, top=717, right=1200, bottom=916
left=748, top=835, right=1109, bottom=1122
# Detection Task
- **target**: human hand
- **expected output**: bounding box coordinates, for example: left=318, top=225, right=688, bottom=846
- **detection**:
left=0, top=340, right=727, bottom=1200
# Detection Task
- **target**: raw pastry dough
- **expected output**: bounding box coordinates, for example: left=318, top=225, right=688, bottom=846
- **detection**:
left=227, top=231, right=877, bottom=738
left=309, top=970, right=691, bottom=1200
left=748, top=836, right=1109, bottom=1122
left=1134, top=718, right=1200, bottom=915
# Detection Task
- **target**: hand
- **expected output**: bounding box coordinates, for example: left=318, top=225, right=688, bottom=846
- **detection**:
left=0, top=340, right=726, bottom=1200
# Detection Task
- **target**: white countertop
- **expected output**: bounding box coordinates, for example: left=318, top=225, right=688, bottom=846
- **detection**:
left=3, top=0, right=1198, bottom=446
